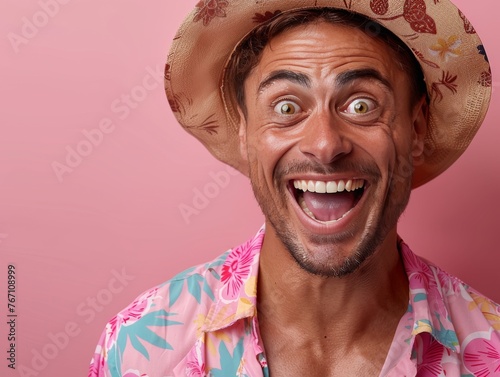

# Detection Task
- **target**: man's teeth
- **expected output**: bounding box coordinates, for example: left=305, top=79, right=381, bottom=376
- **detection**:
left=293, top=179, right=364, bottom=193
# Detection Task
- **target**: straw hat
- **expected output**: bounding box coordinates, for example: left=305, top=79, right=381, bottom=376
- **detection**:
left=165, top=0, right=491, bottom=188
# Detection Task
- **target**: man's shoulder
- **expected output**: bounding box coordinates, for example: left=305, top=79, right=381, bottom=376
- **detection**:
left=432, top=262, right=500, bottom=329
left=89, top=249, right=234, bottom=375
left=114, top=248, right=232, bottom=328
left=401, top=242, right=500, bottom=348
left=414, top=250, right=499, bottom=309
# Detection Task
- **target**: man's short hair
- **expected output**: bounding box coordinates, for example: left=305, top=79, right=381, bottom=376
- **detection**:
left=225, top=7, right=428, bottom=118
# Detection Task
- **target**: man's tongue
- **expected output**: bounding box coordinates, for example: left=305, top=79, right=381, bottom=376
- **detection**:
left=301, top=191, right=355, bottom=221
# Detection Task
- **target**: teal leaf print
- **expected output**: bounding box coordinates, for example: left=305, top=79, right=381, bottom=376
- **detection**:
left=171, top=266, right=197, bottom=280
left=210, top=338, right=245, bottom=376
left=169, top=279, right=184, bottom=307
left=115, top=310, right=182, bottom=362
left=203, top=278, right=216, bottom=301
left=209, top=268, right=221, bottom=280
left=169, top=273, right=217, bottom=306
left=414, top=293, right=427, bottom=302
left=168, top=252, right=229, bottom=307
left=434, top=313, right=459, bottom=349
left=136, top=325, right=173, bottom=351
left=208, top=250, right=230, bottom=267
left=187, top=274, right=204, bottom=303
left=186, top=273, right=216, bottom=303
left=207, top=253, right=229, bottom=279
left=129, top=334, right=149, bottom=358
left=106, top=345, right=123, bottom=377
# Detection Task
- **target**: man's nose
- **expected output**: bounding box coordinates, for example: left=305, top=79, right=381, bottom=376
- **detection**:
left=298, top=111, right=353, bottom=164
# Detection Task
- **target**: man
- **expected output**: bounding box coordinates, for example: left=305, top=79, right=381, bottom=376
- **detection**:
left=90, top=1, right=497, bottom=376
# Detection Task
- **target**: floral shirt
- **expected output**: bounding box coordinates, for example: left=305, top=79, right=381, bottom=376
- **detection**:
left=89, top=227, right=500, bottom=377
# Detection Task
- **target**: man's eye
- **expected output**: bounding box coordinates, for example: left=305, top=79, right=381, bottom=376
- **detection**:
left=345, top=98, right=376, bottom=114
left=274, top=101, right=301, bottom=115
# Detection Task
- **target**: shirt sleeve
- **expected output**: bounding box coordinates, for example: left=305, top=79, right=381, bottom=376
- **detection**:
left=87, top=269, right=214, bottom=377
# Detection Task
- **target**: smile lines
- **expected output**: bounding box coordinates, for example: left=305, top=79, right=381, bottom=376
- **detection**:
left=293, top=179, right=365, bottom=194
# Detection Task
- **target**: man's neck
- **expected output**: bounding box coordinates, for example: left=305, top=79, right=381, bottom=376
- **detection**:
left=257, top=224, right=409, bottom=358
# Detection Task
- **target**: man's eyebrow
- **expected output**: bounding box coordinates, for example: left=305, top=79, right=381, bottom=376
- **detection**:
left=257, top=70, right=311, bottom=95
left=256, top=68, right=393, bottom=97
left=335, top=68, right=393, bottom=92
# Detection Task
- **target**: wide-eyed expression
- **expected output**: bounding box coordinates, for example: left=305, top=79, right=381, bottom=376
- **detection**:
left=238, top=22, right=427, bottom=276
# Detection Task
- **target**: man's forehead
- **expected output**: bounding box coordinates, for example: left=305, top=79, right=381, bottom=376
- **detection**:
left=261, top=20, right=384, bottom=53
left=256, top=22, right=399, bottom=66
left=248, top=22, right=400, bottom=93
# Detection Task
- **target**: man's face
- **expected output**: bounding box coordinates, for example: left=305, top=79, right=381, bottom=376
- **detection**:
left=238, top=21, right=427, bottom=277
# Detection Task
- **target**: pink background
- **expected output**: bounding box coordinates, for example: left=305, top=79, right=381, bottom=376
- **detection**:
left=0, top=0, right=498, bottom=375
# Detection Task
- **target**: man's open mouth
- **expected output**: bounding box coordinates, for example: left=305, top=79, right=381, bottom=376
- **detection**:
left=291, top=179, right=366, bottom=222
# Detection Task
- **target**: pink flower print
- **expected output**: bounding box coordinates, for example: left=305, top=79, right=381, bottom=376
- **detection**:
left=416, top=333, right=444, bottom=376
left=105, top=288, right=158, bottom=349
left=185, top=340, right=206, bottom=377
left=88, top=348, right=105, bottom=377
left=402, top=246, right=437, bottom=291
left=105, top=316, right=120, bottom=350
left=186, top=359, right=206, bottom=377
left=463, top=332, right=500, bottom=376
left=121, top=287, right=158, bottom=325
left=220, top=244, right=256, bottom=301
left=193, top=0, right=228, bottom=26
left=437, top=268, right=465, bottom=297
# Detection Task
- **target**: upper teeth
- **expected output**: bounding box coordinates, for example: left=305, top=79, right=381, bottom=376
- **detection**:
left=293, top=179, right=364, bottom=193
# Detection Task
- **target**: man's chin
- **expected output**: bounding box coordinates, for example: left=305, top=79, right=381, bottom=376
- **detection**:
left=288, top=246, right=371, bottom=278
left=273, top=227, right=382, bottom=278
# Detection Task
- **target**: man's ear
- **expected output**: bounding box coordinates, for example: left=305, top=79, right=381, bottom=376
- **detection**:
left=411, top=96, right=429, bottom=166
left=237, top=107, right=249, bottom=163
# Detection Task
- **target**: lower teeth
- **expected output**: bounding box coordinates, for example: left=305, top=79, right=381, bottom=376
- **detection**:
left=298, top=196, right=317, bottom=220
left=298, top=195, right=351, bottom=223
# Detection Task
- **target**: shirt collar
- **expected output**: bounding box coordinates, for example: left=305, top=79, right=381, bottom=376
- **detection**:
left=201, top=226, right=264, bottom=333
left=399, top=239, right=460, bottom=353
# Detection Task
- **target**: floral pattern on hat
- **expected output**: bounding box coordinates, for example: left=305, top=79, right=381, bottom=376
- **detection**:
left=478, top=45, right=489, bottom=63
left=164, top=63, right=171, bottom=81
left=371, top=0, right=390, bottom=15
left=479, top=69, right=492, bottom=88
left=429, top=36, right=462, bottom=62
left=379, top=0, right=437, bottom=34
left=193, top=0, right=228, bottom=26
left=430, top=71, right=458, bottom=104
left=252, top=11, right=282, bottom=24
left=185, top=113, right=219, bottom=135
left=459, top=9, right=476, bottom=34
